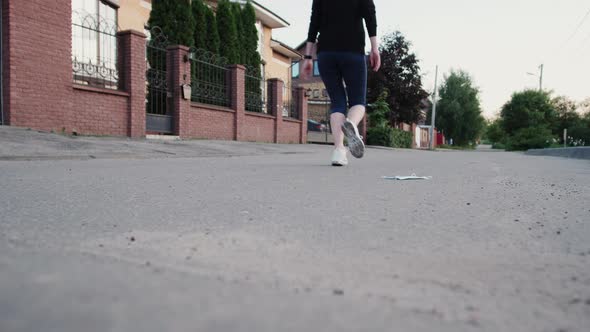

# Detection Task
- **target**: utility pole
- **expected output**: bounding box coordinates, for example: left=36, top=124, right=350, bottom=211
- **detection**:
left=527, top=64, right=544, bottom=92
left=430, top=65, right=439, bottom=150
left=539, top=64, right=544, bottom=91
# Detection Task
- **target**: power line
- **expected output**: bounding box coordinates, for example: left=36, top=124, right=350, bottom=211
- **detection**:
left=563, top=7, right=590, bottom=46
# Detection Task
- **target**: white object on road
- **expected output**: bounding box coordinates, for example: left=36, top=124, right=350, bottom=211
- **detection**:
left=382, top=174, right=432, bottom=181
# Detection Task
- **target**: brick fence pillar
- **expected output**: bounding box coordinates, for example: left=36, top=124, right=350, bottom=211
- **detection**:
left=296, top=87, right=308, bottom=144
left=118, top=30, right=146, bottom=138
left=167, top=45, right=191, bottom=138
left=229, top=65, right=246, bottom=141
left=268, top=78, right=283, bottom=143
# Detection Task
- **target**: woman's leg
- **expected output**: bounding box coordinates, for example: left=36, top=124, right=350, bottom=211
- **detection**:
left=347, top=105, right=365, bottom=127
left=318, top=52, right=348, bottom=151
left=340, top=53, right=368, bottom=158
left=341, top=53, right=368, bottom=127
left=330, top=112, right=346, bottom=150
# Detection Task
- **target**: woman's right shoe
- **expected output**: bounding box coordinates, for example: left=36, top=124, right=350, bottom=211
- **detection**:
left=341, top=119, right=365, bottom=158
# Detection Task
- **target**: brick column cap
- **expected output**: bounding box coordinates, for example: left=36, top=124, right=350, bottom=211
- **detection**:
left=228, top=64, right=246, bottom=70
left=117, top=30, right=146, bottom=38
left=167, top=45, right=191, bottom=52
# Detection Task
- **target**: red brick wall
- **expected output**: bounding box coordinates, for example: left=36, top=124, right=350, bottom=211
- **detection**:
left=2, top=0, right=10, bottom=124
left=186, top=103, right=235, bottom=140
left=2, top=0, right=308, bottom=142
left=243, top=112, right=275, bottom=143
left=281, top=119, right=302, bottom=144
left=5, top=0, right=73, bottom=131
left=3, top=0, right=149, bottom=137
left=72, top=87, right=129, bottom=136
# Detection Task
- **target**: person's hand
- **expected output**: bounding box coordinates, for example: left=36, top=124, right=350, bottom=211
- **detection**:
left=301, top=59, right=313, bottom=79
left=369, top=49, right=381, bottom=72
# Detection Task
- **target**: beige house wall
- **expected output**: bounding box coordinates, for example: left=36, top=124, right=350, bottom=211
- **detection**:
left=260, top=26, right=290, bottom=85
left=118, top=0, right=151, bottom=32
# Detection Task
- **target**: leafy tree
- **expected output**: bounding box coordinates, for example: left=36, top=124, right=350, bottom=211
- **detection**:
left=578, top=97, right=590, bottom=115
left=500, top=90, right=556, bottom=135
left=551, top=95, right=581, bottom=143
left=505, top=126, right=554, bottom=151
left=366, top=92, right=413, bottom=148
left=367, top=31, right=429, bottom=124
left=217, top=0, right=239, bottom=64
left=485, top=118, right=506, bottom=145
left=500, top=90, right=557, bottom=150
left=431, top=70, right=485, bottom=146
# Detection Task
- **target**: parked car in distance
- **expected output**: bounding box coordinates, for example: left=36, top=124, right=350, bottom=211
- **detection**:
left=308, top=119, right=328, bottom=132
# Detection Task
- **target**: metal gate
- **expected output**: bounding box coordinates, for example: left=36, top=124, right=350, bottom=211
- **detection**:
left=145, top=27, right=173, bottom=134
left=307, top=99, right=333, bottom=144
left=306, top=99, right=368, bottom=145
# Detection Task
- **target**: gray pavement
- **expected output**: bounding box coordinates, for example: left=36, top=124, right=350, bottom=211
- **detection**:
left=526, top=147, right=590, bottom=160
left=1, top=126, right=590, bottom=332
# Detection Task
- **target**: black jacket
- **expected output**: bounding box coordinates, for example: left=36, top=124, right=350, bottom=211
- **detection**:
left=307, top=0, right=377, bottom=54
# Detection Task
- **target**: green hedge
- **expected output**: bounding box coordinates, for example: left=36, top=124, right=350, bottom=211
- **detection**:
left=367, top=127, right=412, bottom=148
left=505, top=126, right=554, bottom=151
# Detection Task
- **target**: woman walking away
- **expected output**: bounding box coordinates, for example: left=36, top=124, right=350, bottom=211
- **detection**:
left=302, top=0, right=380, bottom=166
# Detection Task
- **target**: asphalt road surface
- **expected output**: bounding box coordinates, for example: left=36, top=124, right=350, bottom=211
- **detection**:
left=1, top=128, right=589, bottom=332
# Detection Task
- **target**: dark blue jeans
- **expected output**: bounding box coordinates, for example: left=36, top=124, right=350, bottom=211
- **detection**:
left=317, top=52, right=367, bottom=115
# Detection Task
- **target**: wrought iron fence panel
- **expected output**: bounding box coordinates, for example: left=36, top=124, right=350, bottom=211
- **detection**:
left=146, top=27, right=169, bottom=116
left=283, top=82, right=299, bottom=119
left=189, top=48, right=230, bottom=108
left=244, top=65, right=267, bottom=113
left=71, top=10, right=119, bottom=89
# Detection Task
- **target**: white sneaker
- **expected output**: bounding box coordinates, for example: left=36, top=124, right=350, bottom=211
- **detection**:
left=341, top=119, right=365, bottom=158
left=331, top=148, right=348, bottom=166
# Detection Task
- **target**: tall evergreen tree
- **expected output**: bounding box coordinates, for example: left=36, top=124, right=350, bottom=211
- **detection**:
left=192, top=0, right=207, bottom=50
left=205, top=7, right=220, bottom=54
left=242, top=0, right=261, bottom=68
left=147, top=0, right=173, bottom=38
left=216, top=0, right=239, bottom=64
left=148, top=0, right=195, bottom=46
left=231, top=2, right=245, bottom=64
left=173, top=0, right=195, bottom=47
left=147, top=0, right=194, bottom=46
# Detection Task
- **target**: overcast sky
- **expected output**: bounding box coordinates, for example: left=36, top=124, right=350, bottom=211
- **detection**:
left=258, top=0, right=590, bottom=118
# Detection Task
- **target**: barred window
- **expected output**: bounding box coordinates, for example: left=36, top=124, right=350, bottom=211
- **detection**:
left=313, top=60, right=320, bottom=77
left=72, top=0, right=119, bottom=89
left=292, top=62, right=300, bottom=78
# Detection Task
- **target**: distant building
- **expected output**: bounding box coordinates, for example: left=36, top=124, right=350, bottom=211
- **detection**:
left=291, top=41, right=330, bottom=125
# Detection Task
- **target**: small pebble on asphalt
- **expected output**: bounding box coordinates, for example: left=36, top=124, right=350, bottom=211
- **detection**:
left=333, top=289, right=344, bottom=296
